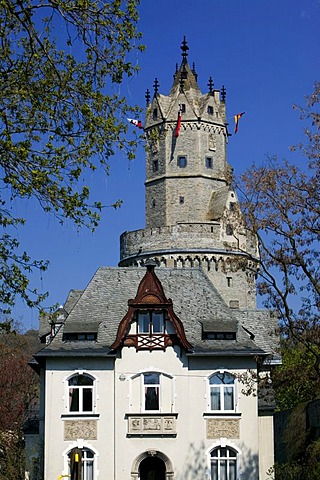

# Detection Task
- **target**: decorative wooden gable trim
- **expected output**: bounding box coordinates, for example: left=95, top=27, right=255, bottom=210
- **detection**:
left=110, top=263, right=192, bottom=352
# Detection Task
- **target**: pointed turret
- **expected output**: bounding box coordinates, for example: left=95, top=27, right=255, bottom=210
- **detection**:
left=120, top=38, right=259, bottom=311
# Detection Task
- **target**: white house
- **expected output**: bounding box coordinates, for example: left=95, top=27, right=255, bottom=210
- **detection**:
left=31, top=38, right=279, bottom=480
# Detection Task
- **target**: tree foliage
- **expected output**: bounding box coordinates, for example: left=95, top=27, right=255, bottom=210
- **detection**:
left=0, top=0, right=144, bottom=314
left=272, top=340, right=320, bottom=411
left=238, top=82, right=320, bottom=378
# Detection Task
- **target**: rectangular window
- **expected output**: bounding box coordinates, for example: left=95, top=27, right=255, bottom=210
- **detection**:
left=226, top=224, right=233, bottom=236
left=181, top=103, right=186, bottom=113
left=224, top=387, right=234, bottom=410
left=153, top=108, right=158, bottom=119
left=206, top=157, right=213, bottom=169
left=138, top=311, right=150, bottom=333
left=152, top=312, right=164, bottom=333
left=153, top=160, right=159, bottom=172
left=207, top=106, right=214, bottom=115
left=69, top=389, right=79, bottom=412
left=83, top=388, right=93, bottom=411
left=177, top=156, right=187, bottom=168
left=144, top=373, right=160, bottom=410
left=210, top=388, right=221, bottom=410
left=138, top=311, right=164, bottom=334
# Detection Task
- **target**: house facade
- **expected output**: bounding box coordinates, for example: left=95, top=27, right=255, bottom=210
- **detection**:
left=32, top=38, right=279, bottom=480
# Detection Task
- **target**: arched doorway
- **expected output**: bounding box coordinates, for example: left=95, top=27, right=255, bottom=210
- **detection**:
left=139, top=455, right=166, bottom=480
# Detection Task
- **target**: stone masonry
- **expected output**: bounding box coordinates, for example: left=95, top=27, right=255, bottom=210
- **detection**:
left=119, top=39, right=259, bottom=310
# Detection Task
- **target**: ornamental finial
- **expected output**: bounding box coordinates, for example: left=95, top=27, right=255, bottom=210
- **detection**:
left=180, top=36, right=189, bottom=62
left=145, top=89, right=150, bottom=105
left=208, top=77, right=214, bottom=93
left=153, top=78, right=160, bottom=94
left=221, top=85, right=226, bottom=101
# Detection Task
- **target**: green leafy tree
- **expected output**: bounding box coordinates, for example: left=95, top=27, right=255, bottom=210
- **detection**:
left=272, top=340, right=320, bottom=411
left=238, top=82, right=320, bottom=382
left=0, top=0, right=144, bottom=315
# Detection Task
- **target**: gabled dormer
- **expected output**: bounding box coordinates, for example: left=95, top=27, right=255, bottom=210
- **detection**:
left=111, top=262, right=192, bottom=352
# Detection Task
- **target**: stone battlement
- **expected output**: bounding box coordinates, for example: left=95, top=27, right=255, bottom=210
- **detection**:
left=120, top=222, right=257, bottom=262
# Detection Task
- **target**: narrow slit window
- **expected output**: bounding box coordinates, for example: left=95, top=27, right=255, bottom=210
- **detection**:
left=206, top=157, right=213, bottom=169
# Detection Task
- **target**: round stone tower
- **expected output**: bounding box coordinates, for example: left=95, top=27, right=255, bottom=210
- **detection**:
left=119, top=38, right=259, bottom=310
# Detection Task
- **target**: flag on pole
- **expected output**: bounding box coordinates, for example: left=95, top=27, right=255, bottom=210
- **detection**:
left=127, top=118, right=143, bottom=129
left=174, top=104, right=182, bottom=138
left=234, top=112, right=245, bottom=133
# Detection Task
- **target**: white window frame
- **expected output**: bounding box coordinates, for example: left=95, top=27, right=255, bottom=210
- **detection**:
left=130, top=370, right=174, bottom=413
left=64, top=445, right=97, bottom=480
left=65, top=372, right=97, bottom=414
left=209, top=445, right=239, bottom=480
left=142, top=372, right=161, bottom=412
left=137, top=310, right=165, bottom=335
left=208, top=371, right=237, bottom=413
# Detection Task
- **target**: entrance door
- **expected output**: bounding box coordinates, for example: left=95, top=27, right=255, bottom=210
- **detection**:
left=139, top=456, right=166, bottom=480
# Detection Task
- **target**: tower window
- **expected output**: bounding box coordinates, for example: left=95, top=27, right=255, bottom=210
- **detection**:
left=181, top=103, right=186, bottom=113
left=152, top=199, right=156, bottom=208
left=206, top=157, right=213, bottom=169
left=207, top=106, right=214, bottom=115
left=227, top=277, right=233, bottom=287
left=153, top=108, right=158, bottom=120
left=229, top=300, right=239, bottom=309
left=177, top=156, right=187, bottom=168
left=152, top=160, right=159, bottom=172
left=179, top=196, right=184, bottom=204
left=226, top=224, right=233, bottom=236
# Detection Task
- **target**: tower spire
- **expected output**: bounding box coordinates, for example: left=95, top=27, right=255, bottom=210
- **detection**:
left=180, top=36, right=189, bottom=63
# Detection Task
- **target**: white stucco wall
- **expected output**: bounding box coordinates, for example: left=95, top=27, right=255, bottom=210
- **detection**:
left=42, top=347, right=273, bottom=480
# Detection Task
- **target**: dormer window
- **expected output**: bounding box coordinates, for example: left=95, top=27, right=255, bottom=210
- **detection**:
left=207, top=106, right=214, bottom=115
left=203, top=331, right=236, bottom=340
left=153, top=108, right=158, bottom=119
left=63, top=332, right=97, bottom=341
left=138, top=310, right=164, bottom=334
left=181, top=103, right=186, bottom=113
left=110, top=263, right=192, bottom=352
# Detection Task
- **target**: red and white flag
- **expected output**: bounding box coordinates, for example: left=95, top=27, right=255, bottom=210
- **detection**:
left=127, top=118, right=143, bottom=129
left=234, top=112, right=245, bottom=134
left=174, top=105, right=182, bottom=138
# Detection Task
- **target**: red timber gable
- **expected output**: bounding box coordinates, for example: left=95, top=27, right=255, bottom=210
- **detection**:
left=110, top=263, right=192, bottom=352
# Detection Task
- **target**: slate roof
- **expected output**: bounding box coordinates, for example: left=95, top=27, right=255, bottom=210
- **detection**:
left=35, top=267, right=278, bottom=359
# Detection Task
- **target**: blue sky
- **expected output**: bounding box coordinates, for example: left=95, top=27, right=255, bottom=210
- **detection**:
left=13, top=0, right=319, bottom=331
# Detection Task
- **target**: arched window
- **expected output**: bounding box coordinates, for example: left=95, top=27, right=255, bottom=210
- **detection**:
left=68, top=448, right=94, bottom=480
left=210, top=446, right=237, bottom=480
left=209, top=372, right=235, bottom=412
left=68, top=374, right=94, bottom=413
